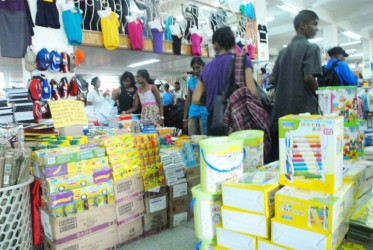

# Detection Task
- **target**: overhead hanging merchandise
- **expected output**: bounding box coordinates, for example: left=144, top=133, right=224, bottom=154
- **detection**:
left=99, top=7, right=120, bottom=50
left=149, top=19, right=164, bottom=53
left=170, top=22, right=183, bottom=55
left=0, top=0, right=34, bottom=58
left=61, top=2, right=83, bottom=46
left=126, top=15, right=145, bottom=50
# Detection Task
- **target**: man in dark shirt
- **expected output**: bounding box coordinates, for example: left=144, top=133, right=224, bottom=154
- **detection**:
left=269, top=10, right=322, bottom=161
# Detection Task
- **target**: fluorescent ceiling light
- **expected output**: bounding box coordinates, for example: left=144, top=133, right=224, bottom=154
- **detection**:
left=349, top=53, right=363, bottom=58
left=175, top=15, right=184, bottom=21
left=277, top=4, right=299, bottom=15
left=346, top=49, right=357, bottom=53
left=211, top=1, right=220, bottom=7
left=309, top=37, right=323, bottom=43
left=342, top=31, right=362, bottom=40
left=266, top=16, right=275, bottom=22
left=358, top=63, right=363, bottom=67
left=348, top=64, right=356, bottom=69
left=128, top=59, right=160, bottom=68
left=283, top=45, right=288, bottom=48
left=340, top=41, right=361, bottom=46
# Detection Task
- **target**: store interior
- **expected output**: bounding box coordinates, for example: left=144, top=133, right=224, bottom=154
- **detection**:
left=0, top=0, right=373, bottom=249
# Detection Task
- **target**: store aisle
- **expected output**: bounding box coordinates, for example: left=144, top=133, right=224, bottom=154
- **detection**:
left=123, top=220, right=198, bottom=250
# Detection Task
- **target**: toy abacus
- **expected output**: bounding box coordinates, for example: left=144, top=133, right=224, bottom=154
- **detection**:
left=285, top=133, right=326, bottom=182
left=308, top=205, right=329, bottom=231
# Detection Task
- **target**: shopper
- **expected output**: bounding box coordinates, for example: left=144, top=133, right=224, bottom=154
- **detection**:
left=112, top=71, right=138, bottom=114
left=162, top=83, right=173, bottom=107
left=269, top=10, right=322, bottom=161
left=173, top=81, right=184, bottom=104
left=87, top=77, right=110, bottom=106
left=192, top=26, right=259, bottom=133
left=325, top=46, right=358, bottom=86
left=183, top=57, right=208, bottom=135
left=125, top=69, right=164, bottom=125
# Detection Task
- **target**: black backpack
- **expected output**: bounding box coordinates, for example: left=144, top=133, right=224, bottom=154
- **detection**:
left=318, top=60, right=343, bottom=87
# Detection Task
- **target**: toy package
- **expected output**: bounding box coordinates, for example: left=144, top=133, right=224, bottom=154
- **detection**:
left=272, top=217, right=349, bottom=250
left=222, top=170, right=280, bottom=217
left=279, top=115, right=344, bottom=194
left=343, top=123, right=359, bottom=160
left=216, top=225, right=256, bottom=250
left=317, top=86, right=358, bottom=124
left=343, top=165, right=366, bottom=199
left=275, top=184, right=353, bottom=234
left=256, top=238, right=293, bottom=250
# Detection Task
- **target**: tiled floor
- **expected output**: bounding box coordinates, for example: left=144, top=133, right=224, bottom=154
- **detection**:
left=123, top=220, right=198, bottom=250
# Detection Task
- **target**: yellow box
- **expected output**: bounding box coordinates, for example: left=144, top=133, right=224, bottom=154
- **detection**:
left=216, top=225, right=256, bottom=250
left=343, top=165, right=366, bottom=199
left=222, top=171, right=280, bottom=217
left=256, top=238, right=293, bottom=250
left=221, top=206, right=269, bottom=238
left=271, top=217, right=349, bottom=250
left=45, top=172, right=93, bottom=194
left=73, top=181, right=114, bottom=201
left=279, top=115, right=344, bottom=194
left=275, top=183, right=353, bottom=234
left=339, top=240, right=372, bottom=250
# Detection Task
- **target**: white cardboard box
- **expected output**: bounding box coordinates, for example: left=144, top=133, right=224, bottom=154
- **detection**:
left=222, top=206, right=269, bottom=238
left=217, top=226, right=256, bottom=250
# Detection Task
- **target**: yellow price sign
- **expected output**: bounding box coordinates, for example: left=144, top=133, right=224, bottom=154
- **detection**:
left=49, top=100, right=88, bottom=128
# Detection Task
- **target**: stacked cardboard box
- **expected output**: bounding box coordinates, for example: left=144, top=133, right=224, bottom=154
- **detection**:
left=168, top=182, right=191, bottom=228
left=185, top=165, right=201, bottom=197
left=35, top=144, right=117, bottom=248
left=143, top=186, right=169, bottom=236
left=93, top=133, right=145, bottom=247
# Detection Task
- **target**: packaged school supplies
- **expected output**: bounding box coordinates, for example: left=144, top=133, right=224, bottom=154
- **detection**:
left=279, top=115, right=344, bottom=194
left=216, top=225, right=256, bottom=250
left=317, top=86, right=358, bottom=124
left=221, top=206, right=269, bottom=238
left=357, top=119, right=366, bottom=156
left=274, top=183, right=353, bottom=234
left=343, top=165, right=366, bottom=199
left=199, top=137, right=244, bottom=194
left=344, top=123, right=359, bottom=160
left=222, top=170, right=280, bottom=217
left=256, top=238, right=293, bottom=250
left=272, top=217, right=349, bottom=250
left=229, top=130, right=264, bottom=171
left=191, top=184, right=222, bottom=244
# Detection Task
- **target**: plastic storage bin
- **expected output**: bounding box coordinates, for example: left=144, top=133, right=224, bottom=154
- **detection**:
left=0, top=177, right=34, bottom=249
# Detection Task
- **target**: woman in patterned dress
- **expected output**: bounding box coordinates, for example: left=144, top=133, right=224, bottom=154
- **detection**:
left=126, top=69, right=164, bottom=125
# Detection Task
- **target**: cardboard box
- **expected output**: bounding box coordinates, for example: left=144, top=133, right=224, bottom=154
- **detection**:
left=279, top=115, right=344, bottom=194
left=271, top=217, right=349, bottom=250
left=169, top=195, right=191, bottom=214
left=257, top=238, right=293, bottom=250
left=113, top=173, right=144, bottom=203
left=168, top=182, right=188, bottom=200
left=117, top=217, right=143, bottom=246
left=143, top=209, right=168, bottom=231
left=144, top=187, right=168, bottom=214
left=40, top=204, right=117, bottom=245
left=221, top=206, right=269, bottom=238
left=116, top=196, right=145, bottom=226
left=185, top=165, right=201, bottom=178
left=58, top=125, right=84, bottom=137
left=275, top=183, right=353, bottom=234
left=187, top=175, right=201, bottom=194
left=169, top=210, right=189, bottom=228
left=216, top=225, right=256, bottom=250
left=343, top=165, right=366, bottom=199
left=222, top=171, right=280, bottom=217
left=42, top=227, right=117, bottom=250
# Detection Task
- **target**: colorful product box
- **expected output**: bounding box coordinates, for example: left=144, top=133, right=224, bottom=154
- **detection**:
left=112, top=166, right=141, bottom=182
left=343, top=123, right=359, bottom=160
left=279, top=115, right=344, bottom=194
left=40, top=147, right=106, bottom=166
left=274, top=183, right=353, bottom=235
left=271, top=217, right=349, bottom=250
left=316, top=86, right=358, bottom=124
left=107, top=149, right=138, bottom=165
left=73, top=181, right=114, bottom=201
left=44, top=173, right=93, bottom=194
left=256, top=238, right=293, bottom=250
left=222, top=170, right=280, bottom=217
left=40, top=157, right=109, bottom=178
left=216, top=225, right=256, bottom=250
left=221, top=206, right=269, bottom=238
left=343, top=165, right=366, bottom=199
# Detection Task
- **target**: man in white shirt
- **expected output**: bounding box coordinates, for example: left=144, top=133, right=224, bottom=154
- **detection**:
left=173, top=81, right=184, bottom=104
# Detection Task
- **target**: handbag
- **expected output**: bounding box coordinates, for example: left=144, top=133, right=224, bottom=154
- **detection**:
left=208, top=55, right=235, bottom=135
left=255, top=80, right=273, bottom=114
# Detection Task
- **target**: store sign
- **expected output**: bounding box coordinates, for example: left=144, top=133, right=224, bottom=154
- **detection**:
left=49, top=100, right=88, bottom=128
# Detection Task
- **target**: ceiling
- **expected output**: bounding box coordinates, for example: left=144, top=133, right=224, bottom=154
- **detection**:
left=0, top=0, right=372, bottom=82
